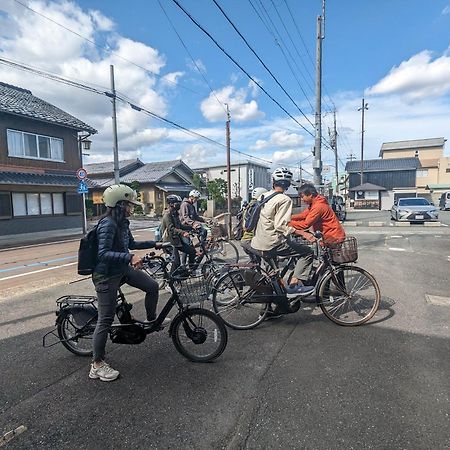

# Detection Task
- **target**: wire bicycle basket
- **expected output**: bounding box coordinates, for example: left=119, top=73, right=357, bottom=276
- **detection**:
left=328, top=236, right=358, bottom=264
left=175, top=274, right=211, bottom=305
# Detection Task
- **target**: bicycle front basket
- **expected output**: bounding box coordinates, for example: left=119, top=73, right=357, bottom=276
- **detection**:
left=210, top=223, right=228, bottom=239
left=177, top=275, right=210, bottom=304
left=329, top=236, right=358, bottom=264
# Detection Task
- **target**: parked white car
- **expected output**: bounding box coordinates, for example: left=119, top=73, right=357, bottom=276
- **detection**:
left=391, top=197, right=439, bottom=222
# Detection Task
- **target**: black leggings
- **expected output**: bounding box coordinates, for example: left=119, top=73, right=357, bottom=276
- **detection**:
left=92, top=266, right=159, bottom=362
left=171, top=242, right=196, bottom=273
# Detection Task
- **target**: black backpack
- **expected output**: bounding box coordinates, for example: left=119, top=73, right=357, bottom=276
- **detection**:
left=77, top=225, right=98, bottom=275
left=244, top=192, right=280, bottom=233
left=233, top=208, right=245, bottom=240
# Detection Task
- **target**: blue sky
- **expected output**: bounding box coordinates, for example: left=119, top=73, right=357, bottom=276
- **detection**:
left=1, top=0, right=450, bottom=181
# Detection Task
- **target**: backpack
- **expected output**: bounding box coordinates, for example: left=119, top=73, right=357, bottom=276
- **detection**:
left=232, top=208, right=245, bottom=240
left=77, top=225, right=98, bottom=276
left=244, top=192, right=280, bottom=233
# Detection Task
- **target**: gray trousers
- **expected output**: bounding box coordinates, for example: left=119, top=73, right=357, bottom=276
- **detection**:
left=92, top=266, right=159, bottom=362
left=250, top=237, right=314, bottom=282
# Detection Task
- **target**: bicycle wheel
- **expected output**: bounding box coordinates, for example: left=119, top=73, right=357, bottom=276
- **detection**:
left=57, top=312, right=95, bottom=356
left=212, top=270, right=269, bottom=330
left=209, top=239, right=239, bottom=263
left=317, top=265, right=380, bottom=326
left=171, top=308, right=228, bottom=362
left=143, top=258, right=167, bottom=290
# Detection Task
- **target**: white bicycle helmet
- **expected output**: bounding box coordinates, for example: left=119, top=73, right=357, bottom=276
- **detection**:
left=251, top=187, right=268, bottom=200
left=189, top=189, right=201, bottom=198
left=272, top=167, right=293, bottom=182
left=103, top=184, right=142, bottom=208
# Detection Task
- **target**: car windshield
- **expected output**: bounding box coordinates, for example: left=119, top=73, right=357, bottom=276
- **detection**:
left=398, top=198, right=430, bottom=206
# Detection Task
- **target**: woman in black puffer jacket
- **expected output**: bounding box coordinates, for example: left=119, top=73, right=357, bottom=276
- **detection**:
left=89, top=184, right=167, bottom=383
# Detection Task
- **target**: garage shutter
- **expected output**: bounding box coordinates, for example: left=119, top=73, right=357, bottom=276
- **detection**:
left=0, top=192, right=12, bottom=219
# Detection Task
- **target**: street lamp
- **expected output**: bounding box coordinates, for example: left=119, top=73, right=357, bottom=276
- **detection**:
left=357, top=98, right=369, bottom=186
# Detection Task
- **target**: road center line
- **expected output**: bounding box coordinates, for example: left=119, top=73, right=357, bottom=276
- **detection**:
left=0, top=262, right=77, bottom=281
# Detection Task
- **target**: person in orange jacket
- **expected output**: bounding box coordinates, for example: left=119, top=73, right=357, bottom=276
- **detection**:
left=290, top=183, right=346, bottom=244
left=289, top=184, right=346, bottom=285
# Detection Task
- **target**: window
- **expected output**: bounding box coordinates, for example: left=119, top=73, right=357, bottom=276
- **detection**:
left=364, top=191, right=379, bottom=200
left=0, top=192, right=12, bottom=219
left=416, top=169, right=428, bottom=177
left=7, top=129, right=64, bottom=161
left=11, top=192, right=67, bottom=216
left=446, top=168, right=450, bottom=173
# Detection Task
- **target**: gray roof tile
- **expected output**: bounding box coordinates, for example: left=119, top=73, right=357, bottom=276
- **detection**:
left=0, top=171, right=78, bottom=186
left=345, top=157, right=420, bottom=173
left=84, top=159, right=143, bottom=175
left=0, top=82, right=97, bottom=134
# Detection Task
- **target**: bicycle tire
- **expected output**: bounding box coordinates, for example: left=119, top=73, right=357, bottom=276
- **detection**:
left=143, top=257, right=167, bottom=290
left=212, top=270, right=269, bottom=330
left=57, top=312, right=95, bottom=356
left=209, top=239, right=239, bottom=263
left=171, top=308, right=228, bottom=362
left=317, top=265, right=380, bottom=326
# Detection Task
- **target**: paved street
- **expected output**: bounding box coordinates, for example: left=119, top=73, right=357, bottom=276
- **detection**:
left=1, top=226, right=450, bottom=449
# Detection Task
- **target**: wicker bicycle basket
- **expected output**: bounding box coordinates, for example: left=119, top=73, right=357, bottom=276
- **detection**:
left=329, top=236, right=358, bottom=264
left=210, top=223, right=228, bottom=239
left=176, top=275, right=210, bottom=304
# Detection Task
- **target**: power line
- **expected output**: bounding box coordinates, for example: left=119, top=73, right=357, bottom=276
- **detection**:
left=212, top=0, right=315, bottom=129
left=0, top=56, right=270, bottom=164
left=171, top=0, right=316, bottom=139
left=12, top=0, right=200, bottom=95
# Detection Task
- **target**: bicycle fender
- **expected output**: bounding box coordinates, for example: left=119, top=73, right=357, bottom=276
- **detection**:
left=56, top=305, right=97, bottom=327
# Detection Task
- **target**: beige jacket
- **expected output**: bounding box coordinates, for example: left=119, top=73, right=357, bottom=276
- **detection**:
left=251, top=190, right=294, bottom=251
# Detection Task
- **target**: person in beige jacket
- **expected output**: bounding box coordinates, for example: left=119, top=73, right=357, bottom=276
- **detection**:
left=251, top=167, right=315, bottom=296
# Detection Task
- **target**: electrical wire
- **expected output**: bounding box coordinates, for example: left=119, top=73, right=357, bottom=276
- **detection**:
left=171, top=0, right=316, bottom=139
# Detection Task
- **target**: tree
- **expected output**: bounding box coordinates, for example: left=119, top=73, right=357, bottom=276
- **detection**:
left=207, top=178, right=227, bottom=208
left=128, top=180, right=144, bottom=215
left=192, top=173, right=203, bottom=191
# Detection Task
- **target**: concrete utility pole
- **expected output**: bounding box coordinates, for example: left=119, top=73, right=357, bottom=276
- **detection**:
left=358, top=98, right=369, bottom=186
left=225, top=104, right=232, bottom=237
left=313, top=1, right=325, bottom=187
left=110, top=65, right=120, bottom=184
left=328, top=109, right=338, bottom=193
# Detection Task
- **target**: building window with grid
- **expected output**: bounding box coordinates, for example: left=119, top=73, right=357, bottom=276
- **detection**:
left=7, top=129, right=64, bottom=162
left=11, top=192, right=65, bottom=217
left=416, top=169, right=429, bottom=177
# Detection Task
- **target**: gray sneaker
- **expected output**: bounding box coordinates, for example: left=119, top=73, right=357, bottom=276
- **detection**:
left=89, top=362, right=120, bottom=382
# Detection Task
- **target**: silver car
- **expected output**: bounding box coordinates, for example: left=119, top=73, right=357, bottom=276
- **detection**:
left=391, top=197, right=439, bottom=222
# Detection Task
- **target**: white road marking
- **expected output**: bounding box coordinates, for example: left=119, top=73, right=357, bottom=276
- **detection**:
left=0, top=262, right=77, bottom=282
left=425, top=294, right=450, bottom=306
left=1, top=425, right=27, bottom=447
left=388, top=247, right=406, bottom=252
left=441, top=223, right=449, bottom=227
left=389, top=235, right=403, bottom=238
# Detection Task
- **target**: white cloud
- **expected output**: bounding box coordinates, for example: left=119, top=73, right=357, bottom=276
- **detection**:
left=250, top=130, right=304, bottom=151
left=180, top=143, right=217, bottom=167
left=200, top=85, right=265, bottom=122
left=272, top=149, right=306, bottom=164
left=442, top=5, right=450, bottom=15
left=366, top=50, right=450, bottom=101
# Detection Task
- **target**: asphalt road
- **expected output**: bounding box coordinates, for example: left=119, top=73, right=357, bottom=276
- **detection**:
left=1, top=229, right=449, bottom=449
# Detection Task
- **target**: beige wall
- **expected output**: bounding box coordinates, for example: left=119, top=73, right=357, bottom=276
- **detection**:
left=382, top=147, right=443, bottom=160
left=416, top=167, right=439, bottom=187
left=438, top=156, right=450, bottom=184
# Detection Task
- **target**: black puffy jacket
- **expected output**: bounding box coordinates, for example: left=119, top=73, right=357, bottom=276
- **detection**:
left=94, top=217, right=156, bottom=277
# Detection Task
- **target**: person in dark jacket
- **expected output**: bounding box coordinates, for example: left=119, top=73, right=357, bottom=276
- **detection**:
left=179, top=189, right=207, bottom=243
left=161, top=194, right=196, bottom=273
left=89, top=184, right=167, bottom=382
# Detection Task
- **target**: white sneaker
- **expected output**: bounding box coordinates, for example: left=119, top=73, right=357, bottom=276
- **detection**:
left=144, top=317, right=171, bottom=328
left=89, top=361, right=120, bottom=382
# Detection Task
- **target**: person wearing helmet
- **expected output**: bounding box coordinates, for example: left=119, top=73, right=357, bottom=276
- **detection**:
left=239, top=187, right=268, bottom=263
left=179, top=189, right=207, bottom=243
left=89, top=184, right=168, bottom=382
left=250, top=167, right=315, bottom=301
left=161, top=194, right=196, bottom=273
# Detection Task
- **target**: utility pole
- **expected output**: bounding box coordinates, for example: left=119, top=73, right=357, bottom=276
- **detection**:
left=313, top=1, right=325, bottom=187
left=225, top=104, right=232, bottom=238
left=328, top=109, right=338, bottom=193
left=358, top=98, right=369, bottom=186
left=110, top=65, right=120, bottom=184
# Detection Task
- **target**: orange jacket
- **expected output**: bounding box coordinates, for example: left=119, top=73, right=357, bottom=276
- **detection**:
left=289, top=195, right=345, bottom=244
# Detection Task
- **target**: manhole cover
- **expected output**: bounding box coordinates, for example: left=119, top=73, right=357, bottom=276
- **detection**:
left=425, top=295, right=450, bottom=306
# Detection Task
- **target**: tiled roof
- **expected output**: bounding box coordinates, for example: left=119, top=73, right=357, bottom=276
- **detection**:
left=120, top=160, right=185, bottom=183
left=419, top=158, right=439, bottom=168
left=349, top=182, right=386, bottom=191
left=380, top=137, right=446, bottom=156
left=345, top=157, right=420, bottom=173
left=84, top=159, right=143, bottom=175
left=0, top=82, right=97, bottom=134
left=0, top=171, right=78, bottom=186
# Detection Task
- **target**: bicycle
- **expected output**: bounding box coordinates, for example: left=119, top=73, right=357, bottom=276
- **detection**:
left=211, top=233, right=380, bottom=329
left=203, top=214, right=240, bottom=263
left=43, top=249, right=228, bottom=363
